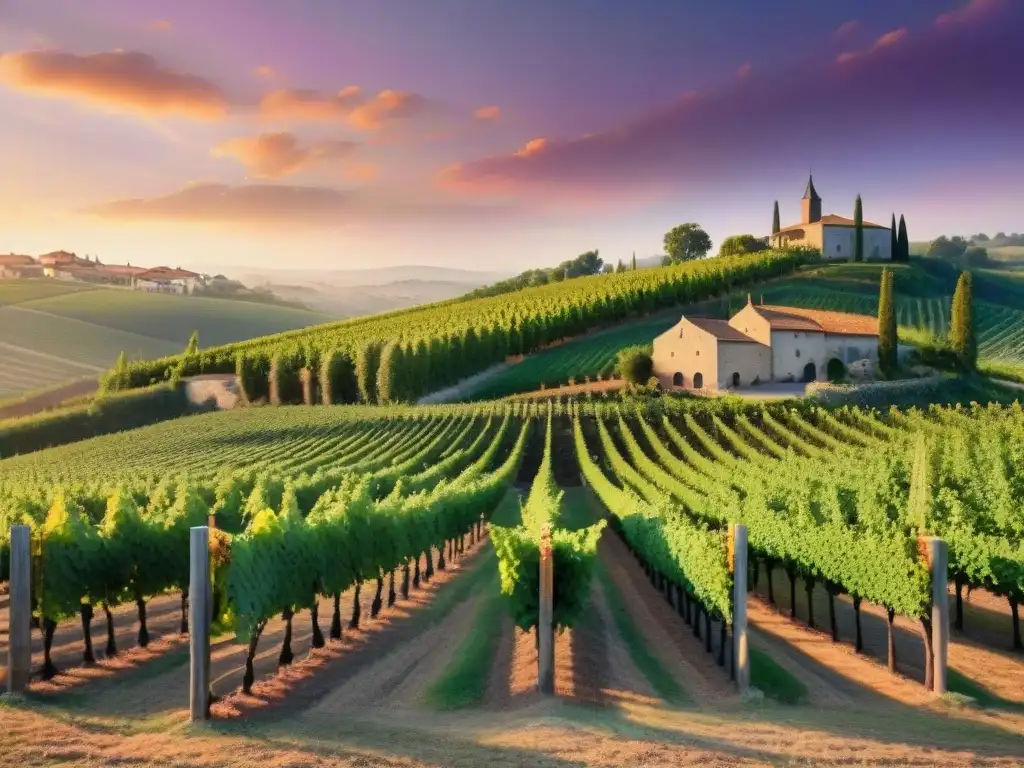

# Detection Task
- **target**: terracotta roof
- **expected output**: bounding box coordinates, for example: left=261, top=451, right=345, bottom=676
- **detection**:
left=0, top=254, right=36, bottom=266
left=755, top=304, right=878, bottom=336
left=775, top=214, right=887, bottom=234
left=136, top=266, right=200, bottom=280
left=685, top=317, right=761, bottom=343
left=99, top=264, right=147, bottom=277
left=38, top=250, right=81, bottom=264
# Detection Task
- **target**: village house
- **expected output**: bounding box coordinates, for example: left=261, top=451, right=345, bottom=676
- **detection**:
left=770, top=176, right=891, bottom=261
left=652, top=297, right=879, bottom=392
left=132, top=266, right=200, bottom=295
left=0, top=254, right=43, bottom=279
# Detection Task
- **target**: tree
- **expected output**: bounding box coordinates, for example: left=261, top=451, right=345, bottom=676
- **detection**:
left=184, top=331, right=199, bottom=357
left=663, top=223, right=712, bottom=263
left=615, top=259, right=624, bottom=273
left=616, top=346, right=653, bottom=384
left=890, top=214, right=898, bottom=262
left=718, top=234, right=768, bottom=258
left=962, top=246, right=990, bottom=268
left=949, top=271, right=976, bottom=370
left=897, top=215, right=909, bottom=262
left=877, top=268, right=898, bottom=378
left=853, top=195, right=864, bottom=262
left=772, top=201, right=781, bottom=235
left=927, top=235, right=967, bottom=260
left=631, top=252, right=637, bottom=270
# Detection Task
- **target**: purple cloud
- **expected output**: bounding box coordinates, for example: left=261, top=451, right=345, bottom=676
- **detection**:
left=441, top=3, right=1024, bottom=200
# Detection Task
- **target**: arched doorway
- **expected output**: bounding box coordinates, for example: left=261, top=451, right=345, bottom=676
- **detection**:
left=731, top=372, right=741, bottom=387
left=802, top=361, right=817, bottom=382
left=672, top=372, right=684, bottom=387
left=693, top=372, right=704, bottom=389
left=827, top=358, right=846, bottom=383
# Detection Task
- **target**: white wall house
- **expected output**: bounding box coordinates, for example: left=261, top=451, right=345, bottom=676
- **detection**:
left=132, top=267, right=200, bottom=295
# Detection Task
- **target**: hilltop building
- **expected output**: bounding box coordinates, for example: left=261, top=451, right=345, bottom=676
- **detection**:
left=652, top=297, right=879, bottom=392
left=770, top=176, right=891, bottom=261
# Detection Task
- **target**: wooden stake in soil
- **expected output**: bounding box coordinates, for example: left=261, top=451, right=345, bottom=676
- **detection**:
left=7, top=525, right=32, bottom=693
left=731, top=524, right=750, bottom=695
left=189, top=526, right=211, bottom=722
left=538, top=523, right=555, bottom=695
left=925, top=536, right=949, bottom=694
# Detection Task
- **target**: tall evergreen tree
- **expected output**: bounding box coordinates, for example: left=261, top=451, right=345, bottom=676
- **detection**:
left=949, top=271, right=976, bottom=370
left=890, top=214, right=898, bottom=262
left=897, top=214, right=909, bottom=262
left=631, top=251, right=637, bottom=270
left=877, top=268, right=898, bottom=378
left=184, top=331, right=199, bottom=356
left=772, top=200, right=781, bottom=235
left=853, top=195, right=864, bottom=262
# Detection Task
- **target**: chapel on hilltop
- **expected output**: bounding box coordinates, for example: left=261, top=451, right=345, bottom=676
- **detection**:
left=770, top=175, right=891, bottom=261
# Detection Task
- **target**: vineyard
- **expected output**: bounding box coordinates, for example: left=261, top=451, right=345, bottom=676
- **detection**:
left=100, top=249, right=816, bottom=402
left=462, top=260, right=1024, bottom=399
left=1, top=395, right=1022, bottom=694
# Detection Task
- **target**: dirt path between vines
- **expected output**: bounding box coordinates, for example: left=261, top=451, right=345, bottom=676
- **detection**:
left=596, top=529, right=736, bottom=706
left=20, top=537, right=492, bottom=718
left=751, top=566, right=1024, bottom=706
left=309, top=583, right=489, bottom=713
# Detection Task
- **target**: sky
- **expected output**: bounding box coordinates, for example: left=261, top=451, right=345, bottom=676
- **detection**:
left=1, top=0, right=1022, bottom=273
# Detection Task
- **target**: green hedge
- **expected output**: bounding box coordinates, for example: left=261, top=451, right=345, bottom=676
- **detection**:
left=0, top=382, right=206, bottom=458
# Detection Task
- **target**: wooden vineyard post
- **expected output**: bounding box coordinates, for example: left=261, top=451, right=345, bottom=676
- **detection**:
left=538, top=523, right=555, bottom=695
left=925, top=536, right=949, bottom=695
left=731, top=524, right=750, bottom=695
left=7, top=525, right=32, bottom=693
left=189, top=526, right=211, bottom=721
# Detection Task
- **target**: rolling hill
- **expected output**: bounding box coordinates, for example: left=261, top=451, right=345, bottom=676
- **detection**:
left=464, top=259, right=1024, bottom=400
left=0, top=280, right=336, bottom=398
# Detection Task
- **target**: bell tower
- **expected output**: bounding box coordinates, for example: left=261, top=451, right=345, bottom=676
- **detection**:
left=801, top=173, right=822, bottom=224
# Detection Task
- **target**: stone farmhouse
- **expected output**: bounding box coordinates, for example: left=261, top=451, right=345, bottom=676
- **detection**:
left=770, top=175, right=891, bottom=261
left=652, top=297, right=879, bottom=392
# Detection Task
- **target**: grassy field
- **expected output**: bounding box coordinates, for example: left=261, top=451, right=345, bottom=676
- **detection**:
left=0, top=280, right=336, bottom=397
left=465, top=260, right=1024, bottom=399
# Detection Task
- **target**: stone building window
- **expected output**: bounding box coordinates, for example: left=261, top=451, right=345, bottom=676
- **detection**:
left=795, top=349, right=801, bottom=358
left=695, top=350, right=700, bottom=356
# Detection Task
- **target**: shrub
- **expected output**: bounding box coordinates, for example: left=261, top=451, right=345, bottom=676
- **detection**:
left=269, top=351, right=303, bottom=405
left=319, top=348, right=358, bottom=405
left=236, top=352, right=271, bottom=405
left=616, top=345, right=654, bottom=384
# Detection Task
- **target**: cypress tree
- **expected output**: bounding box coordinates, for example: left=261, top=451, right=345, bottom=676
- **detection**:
left=949, top=271, right=976, bottom=370
left=355, top=341, right=382, bottom=404
left=631, top=251, right=637, bottom=270
left=184, top=331, right=199, bottom=356
left=376, top=342, right=401, bottom=403
left=854, top=195, right=864, bottom=262
left=890, top=214, right=898, bottom=262
left=897, top=215, right=909, bottom=262
left=772, top=200, right=781, bottom=235
left=877, top=268, right=898, bottom=378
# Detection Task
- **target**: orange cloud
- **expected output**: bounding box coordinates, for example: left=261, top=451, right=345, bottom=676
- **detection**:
left=0, top=49, right=228, bottom=119
left=82, top=182, right=523, bottom=227
left=211, top=132, right=357, bottom=179
left=835, top=20, right=860, bottom=38
left=515, top=138, right=549, bottom=158
left=936, top=0, right=1003, bottom=26
left=836, top=28, right=907, bottom=64
left=150, top=20, right=173, bottom=31
left=474, top=105, right=501, bottom=121
left=348, top=90, right=429, bottom=129
left=347, top=163, right=379, bottom=181
left=735, top=62, right=752, bottom=78
left=259, top=86, right=431, bottom=129
left=254, top=65, right=275, bottom=78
